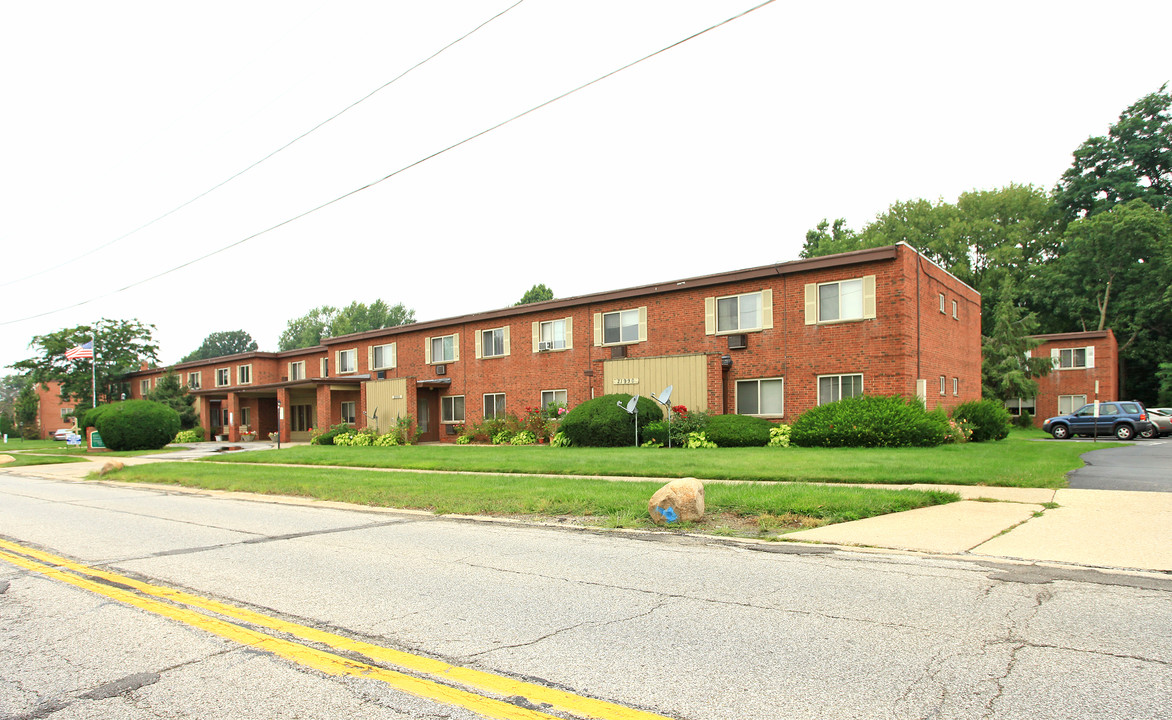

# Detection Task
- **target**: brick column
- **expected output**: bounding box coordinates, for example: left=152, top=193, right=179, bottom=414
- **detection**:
left=277, top=388, right=291, bottom=443
left=226, top=392, right=241, bottom=442
left=315, top=384, right=333, bottom=434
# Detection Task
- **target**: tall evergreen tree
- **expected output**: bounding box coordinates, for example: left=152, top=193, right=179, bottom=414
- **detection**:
left=981, top=283, right=1052, bottom=407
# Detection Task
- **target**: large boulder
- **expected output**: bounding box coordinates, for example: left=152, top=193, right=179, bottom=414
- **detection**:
left=648, top=477, right=705, bottom=525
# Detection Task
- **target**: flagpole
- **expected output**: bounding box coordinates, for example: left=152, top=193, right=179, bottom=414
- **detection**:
left=91, top=331, right=97, bottom=408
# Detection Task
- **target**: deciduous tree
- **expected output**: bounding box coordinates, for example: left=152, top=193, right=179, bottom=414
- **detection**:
left=180, top=330, right=258, bottom=363
left=515, top=284, right=554, bottom=306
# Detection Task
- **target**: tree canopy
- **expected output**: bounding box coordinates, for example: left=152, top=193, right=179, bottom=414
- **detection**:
left=1054, top=84, right=1172, bottom=222
left=278, top=300, right=415, bottom=351
left=146, top=372, right=199, bottom=430
left=180, top=330, right=258, bottom=363
left=516, top=284, right=555, bottom=305
left=9, top=318, right=158, bottom=408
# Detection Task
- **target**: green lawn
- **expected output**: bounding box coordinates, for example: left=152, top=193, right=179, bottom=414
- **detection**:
left=201, top=429, right=1089, bottom=488
left=0, top=453, right=88, bottom=467
left=10, top=445, right=188, bottom=458
left=105, top=461, right=959, bottom=534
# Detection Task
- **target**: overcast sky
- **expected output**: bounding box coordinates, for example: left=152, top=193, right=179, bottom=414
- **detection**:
left=1, top=0, right=1169, bottom=372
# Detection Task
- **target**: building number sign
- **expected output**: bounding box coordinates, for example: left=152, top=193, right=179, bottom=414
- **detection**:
left=612, top=378, right=639, bottom=385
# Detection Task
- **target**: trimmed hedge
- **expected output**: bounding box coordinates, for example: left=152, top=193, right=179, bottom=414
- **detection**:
left=94, top=400, right=181, bottom=451
left=703, top=414, right=774, bottom=447
left=790, top=394, right=950, bottom=448
left=559, top=394, right=662, bottom=447
left=952, top=400, right=1012, bottom=442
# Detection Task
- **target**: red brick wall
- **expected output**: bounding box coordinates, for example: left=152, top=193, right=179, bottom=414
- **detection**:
left=1030, top=330, right=1118, bottom=423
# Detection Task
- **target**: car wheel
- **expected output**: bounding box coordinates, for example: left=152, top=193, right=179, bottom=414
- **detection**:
left=1050, top=424, right=1070, bottom=440
left=1115, top=424, right=1135, bottom=441
left=1140, top=426, right=1156, bottom=439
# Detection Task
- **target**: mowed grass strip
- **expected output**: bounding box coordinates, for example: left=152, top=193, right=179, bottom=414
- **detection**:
left=201, top=430, right=1087, bottom=488
left=105, top=462, right=959, bottom=528
left=0, top=454, right=88, bottom=467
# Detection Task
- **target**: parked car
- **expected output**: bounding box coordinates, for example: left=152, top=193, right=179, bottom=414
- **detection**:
left=1141, top=408, right=1172, bottom=438
left=1042, top=401, right=1153, bottom=440
left=51, top=428, right=72, bottom=441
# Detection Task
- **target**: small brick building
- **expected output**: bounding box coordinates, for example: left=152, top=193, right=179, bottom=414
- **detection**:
left=118, top=243, right=982, bottom=443
left=1021, top=330, right=1120, bottom=423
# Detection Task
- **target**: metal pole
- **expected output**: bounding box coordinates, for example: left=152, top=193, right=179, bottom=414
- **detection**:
left=91, top=332, right=97, bottom=407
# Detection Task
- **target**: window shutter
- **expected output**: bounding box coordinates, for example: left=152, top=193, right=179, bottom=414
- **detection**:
left=761, top=289, right=773, bottom=329
left=532, top=322, right=539, bottom=353
left=638, top=306, right=647, bottom=342
left=474, top=331, right=482, bottom=359
left=424, top=337, right=432, bottom=364
left=565, top=317, right=573, bottom=350
left=452, top=333, right=460, bottom=362
left=804, top=284, right=817, bottom=325
left=367, top=347, right=373, bottom=370
left=502, top=327, right=511, bottom=356
left=391, top=343, right=397, bottom=369
left=1085, top=345, right=1094, bottom=369
left=704, top=297, right=715, bottom=335
left=863, top=275, right=876, bottom=319
left=593, top=313, right=603, bottom=346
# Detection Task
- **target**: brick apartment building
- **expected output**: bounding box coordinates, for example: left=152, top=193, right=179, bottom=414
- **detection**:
left=111, top=243, right=981, bottom=443
left=1011, top=330, right=1120, bottom=424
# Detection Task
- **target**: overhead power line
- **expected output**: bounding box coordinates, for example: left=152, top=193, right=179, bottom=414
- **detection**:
left=0, top=0, right=526, bottom=290
left=1, top=0, right=777, bottom=327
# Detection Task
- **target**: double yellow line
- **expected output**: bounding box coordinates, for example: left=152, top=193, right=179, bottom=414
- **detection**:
left=0, top=538, right=671, bottom=720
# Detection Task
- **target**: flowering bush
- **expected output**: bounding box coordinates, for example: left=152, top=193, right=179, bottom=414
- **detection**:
left=943, top=418, right=972, bottom=444
left=173, top=428, right=205, bottom=443
left=671, top=404, right=689, bottom=418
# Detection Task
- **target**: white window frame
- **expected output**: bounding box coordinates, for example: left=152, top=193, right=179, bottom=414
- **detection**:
left=427, top=334, right=459, bottom=364
left=536, top=319, right=569, bottom=351
left=320, top=358, right=329, bottom=377
left=1053, top=347, right=1093, bottom=370
left=140, top=379, right=150, bottom=395
left=336, top=348, right=358, bottom=374
left=953, top=377, right=958, bottom=396
left=60, top=407, right=74, bottom=420
left=340, top=401, right=356, bottom=424
left=599, top=307, right=645, bottom=345
left=735, top=377, right=784, bottom=417
left=370, top=343, right=397, bottom=370
left=940, top=375, right=946, bottom=395
left=705, top=291, right=772, bottom=335
left=478, top=328, right=508, bottom=358
left=288, top=361, right=306, bottom=381
left=187, top=372, right=201, bottom=389
left=441, top=395, right=465, bottom=424
left=817, top=374, right=863, bottom=405
left=240, top=406, right=251, bottom=428
left=952, top=300, right=958, bottom=319
left=237, top=364, right=252, bottom=385
left=1059, top=394, right=1087, bottom=415
left=819, top=278, right=865, bottom=323
left=215, top=368, right=231, bottom=387
left=483, top=393, right=506, bottom=419
left=939, top=293, right=946, bottom=313
left=540, top=389, right=568, bottom=411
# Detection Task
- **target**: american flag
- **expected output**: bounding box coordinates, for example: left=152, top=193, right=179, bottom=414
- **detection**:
left=64, top=341, right=94, bottom=360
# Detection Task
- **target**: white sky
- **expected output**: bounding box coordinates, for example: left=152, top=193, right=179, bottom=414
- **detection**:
left=1, top=0, right=1169, bottom=371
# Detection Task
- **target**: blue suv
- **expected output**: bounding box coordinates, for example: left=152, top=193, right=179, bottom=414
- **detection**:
left=1042, top=401, right=1153, bottom=441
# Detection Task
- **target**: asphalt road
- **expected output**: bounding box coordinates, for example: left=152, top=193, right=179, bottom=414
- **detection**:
left=1058, top=437, right=1172, bottom=492
left=1, top=472, right=1170, bottom=720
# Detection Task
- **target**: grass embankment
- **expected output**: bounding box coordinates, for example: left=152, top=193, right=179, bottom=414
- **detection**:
left=202, top=429, right=1084, bottom=488
left=13, top=446, right=188, bottom=458
left=106, top=461, right=958, bottom=535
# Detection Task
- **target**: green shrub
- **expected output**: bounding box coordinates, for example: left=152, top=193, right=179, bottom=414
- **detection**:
left=78, top=404, right=114, bottom=430
left=790, top=395, right=950, bottom=448
left=642, top=421, right=669, bottom=446
left=173, top=428, right=205, bottom=443
left=951, top=400, right=1012, bottom=442
left=559, top=394, right=662, bottom=447
left=703, top=414, right=773, bottom=447
left=767, top=424, right=791, bottom=447
left=684, top=431, right=718, bottom=448
left=310, top=423, right=353, bottom=445
left=94, top=400, right=181, bottom=451
left=511, top=430, right=537, bottom=445
left=1013, top=410, right=1034, bottom=429
left=550, top=431, right=571, bottom=447
left=373, top=432, right=400, bottom=447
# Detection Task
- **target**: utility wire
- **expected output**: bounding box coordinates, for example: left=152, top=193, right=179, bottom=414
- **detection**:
left=0, top=0, right=526, bottom=290
left=1, top=0, right=777, bottom=326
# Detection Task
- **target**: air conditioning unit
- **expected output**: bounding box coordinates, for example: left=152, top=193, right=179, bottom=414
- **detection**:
left=435, top=364, right=446, bottom=375
left=610, top=345, right=627, bottom=358
left=727, top=334, right=748, bottom=350
left=376, top=370, right=386, bottom=379
left=538, top=341, right=553, bottom=352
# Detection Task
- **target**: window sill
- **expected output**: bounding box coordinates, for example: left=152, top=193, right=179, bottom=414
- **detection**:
left=714, top=328, right=761, bottom=336
left=814, top=317, right=866, bottom=326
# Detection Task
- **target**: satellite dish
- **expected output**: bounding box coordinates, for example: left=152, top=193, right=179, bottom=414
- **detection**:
left=656, top=385, right=673, bottom=405
left=625, top=395, right=640, bottom=414
left=371, top=407, right=378, bottom=420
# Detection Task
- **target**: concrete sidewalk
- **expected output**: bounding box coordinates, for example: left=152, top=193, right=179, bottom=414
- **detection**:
left=4, top=451, right=1170, bottom=574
